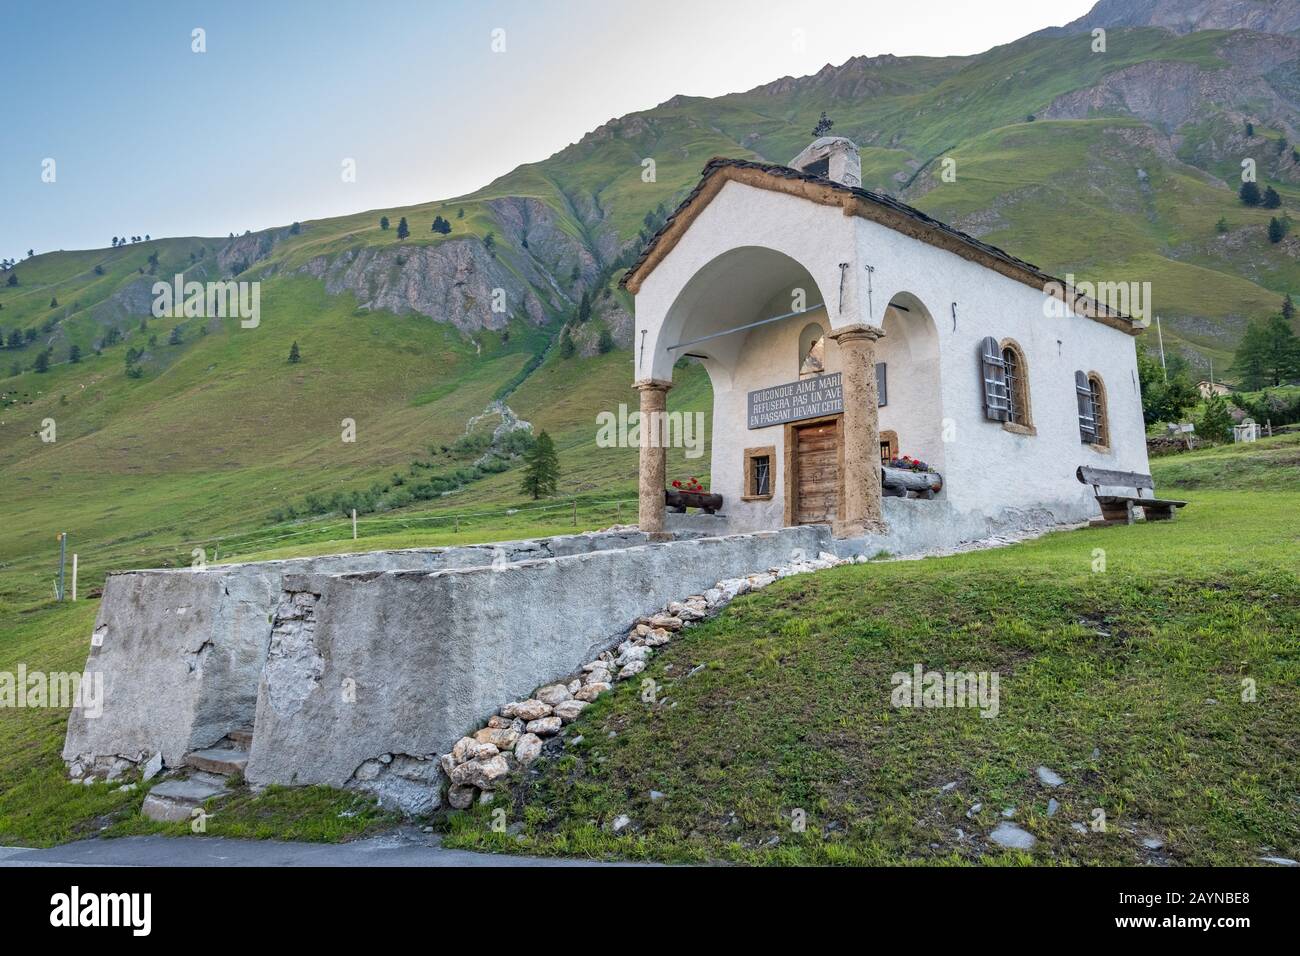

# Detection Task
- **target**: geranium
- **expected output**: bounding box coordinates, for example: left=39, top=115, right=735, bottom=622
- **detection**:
left=888, top=455, right=930, bottom=473
left=672, top=476, right=706, bottom=493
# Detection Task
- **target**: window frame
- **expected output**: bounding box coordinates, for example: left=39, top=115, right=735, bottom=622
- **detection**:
left=998, top=338, right=1035, bottom=435
left=1086, top=371, right=1110, bottom=451
left=742, top=445, right=776, bottom=501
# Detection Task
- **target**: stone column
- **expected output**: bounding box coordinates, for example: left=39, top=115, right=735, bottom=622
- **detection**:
left=828, top=324, right=886, bottom=537
left=634, top=379, right=673, bottom=537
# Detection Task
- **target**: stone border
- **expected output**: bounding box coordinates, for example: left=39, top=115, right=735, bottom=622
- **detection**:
left=438, top=549, right=861, bottom=808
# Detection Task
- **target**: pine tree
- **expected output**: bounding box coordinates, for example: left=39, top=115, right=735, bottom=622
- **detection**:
left=559, top=328, right=575, bottom=358
left=597, top=329, right=614, bottom=354
left=1231, top=320, right=1271, bottom=390
left=577, top=291, right=591, bottom=323
left=396, top=217, right=409, bottom=239
left=33, top=349, right=50, bottom=373
left=1263, top=186, right=1282, bottom=209
left=379, top=216, right=390, bottom=230
left=519, top=430, right=559, bottom=499
left=1239, top=181, right=1261, bottom=206
left=1245, top=121, right=1255, bottom=137
left=69, top=344, right=81, bottom=363
left=49, top=297, right=57, bottom=308
left=1283, top=294, right=1295, bottom=323
left=288, top=341, right=301, bottom=363
left=1215, top=217, right=1228, bottom=234
left=812, top=111, right=834, bottom=138
left=6, top=273, right=17, bottom=287
left=168, top=326, right=183, bottom=345
left=1268, top=216, right=1286, bottom=243
left=1261, top=312, right=1300, bottom=385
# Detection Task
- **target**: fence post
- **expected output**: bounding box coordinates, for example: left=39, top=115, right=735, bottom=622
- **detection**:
left=572, top=500, right=577, bottom=526
left=56, top=532, right=67, bottom=601
left=352, top=509, right=357, bottom=540
left=71, top=553, right=78, bottom=601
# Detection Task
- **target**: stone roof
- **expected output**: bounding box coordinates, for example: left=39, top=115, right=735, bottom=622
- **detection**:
left=620, top=157, right=1138, bottom=333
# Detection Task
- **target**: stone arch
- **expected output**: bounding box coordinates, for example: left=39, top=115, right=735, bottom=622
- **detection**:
left=643, top=245, right=832, bottom=386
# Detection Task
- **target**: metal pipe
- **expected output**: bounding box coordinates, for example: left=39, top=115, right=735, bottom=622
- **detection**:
left=666, top=303, right=827, bottom=352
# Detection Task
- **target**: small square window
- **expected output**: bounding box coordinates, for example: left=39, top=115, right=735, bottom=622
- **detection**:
left=743, top=446, right=776, bottom=500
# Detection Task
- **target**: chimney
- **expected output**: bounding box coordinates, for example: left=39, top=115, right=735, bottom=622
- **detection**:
left=789, top=136, right=861, bottom=188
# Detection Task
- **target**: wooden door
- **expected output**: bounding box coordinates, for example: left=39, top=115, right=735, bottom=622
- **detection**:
left=793, top=420, right=839, bottom=525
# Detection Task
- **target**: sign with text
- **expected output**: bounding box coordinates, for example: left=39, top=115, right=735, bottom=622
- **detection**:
left=747, top=372, right=844, bottom=429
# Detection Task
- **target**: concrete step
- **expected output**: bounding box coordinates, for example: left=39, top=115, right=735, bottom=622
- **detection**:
left=184, top=746, right=249, bottom=776
left=140, top=774, right=229, bottom=822
left=227, top=728, right=254, bottom=749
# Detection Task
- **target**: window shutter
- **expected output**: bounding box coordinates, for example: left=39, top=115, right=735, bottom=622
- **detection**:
left=876, top=362, right=887, bottom=408
left=1076, top=370, right=1098, bottom=443
left=979, top=336, right=1009, bottom=421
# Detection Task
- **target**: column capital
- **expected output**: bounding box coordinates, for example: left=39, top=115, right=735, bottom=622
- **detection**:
left=633, top=378, right=674, bottom=392
left=828, top=323, right=885, bottom=344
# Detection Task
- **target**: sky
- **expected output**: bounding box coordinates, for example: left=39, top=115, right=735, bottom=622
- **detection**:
left=0, top=0, right=1097, bottom=260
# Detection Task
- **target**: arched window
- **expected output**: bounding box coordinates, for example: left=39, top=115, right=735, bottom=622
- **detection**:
left=1076, top=370, right=1109, bottom=448
left=798, top=323, right=825, bottom=378
left=999, top=339, right=1032, bottom=428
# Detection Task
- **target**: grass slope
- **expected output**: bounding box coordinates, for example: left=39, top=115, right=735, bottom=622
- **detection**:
left=441, top=437, right=1300, bottom=865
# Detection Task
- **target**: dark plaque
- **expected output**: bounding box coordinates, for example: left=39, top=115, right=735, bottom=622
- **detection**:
left=747, top=372, right=844, bottom=429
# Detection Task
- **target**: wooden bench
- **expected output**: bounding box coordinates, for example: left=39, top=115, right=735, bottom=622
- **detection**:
left=1076, top=465, right=1188, bottom=526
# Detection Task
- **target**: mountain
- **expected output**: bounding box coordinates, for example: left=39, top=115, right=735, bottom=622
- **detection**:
left=2, top=0, right=1298, bottom=603
left=1050, top=0, right=1300, bottom=37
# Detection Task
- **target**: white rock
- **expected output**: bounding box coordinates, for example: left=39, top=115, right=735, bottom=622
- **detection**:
left=668, top=601, right=705, bottom=621
left=451, top=736, right=477, bottom=763
left=510, top=699, right=553, bottom=721
left=581, top=660, right=606, bottom=673
left=526, top=716, right=562, bottom=736
left=817, top=551, right=839, bottom=564
left=567, top=679, right=582, bottom=695
left=447, top=784, right=476, bottom=809
left=649, top=613, right=683, bottom=632
left=616, top=645, right=651, bottom=666
left=472, top=728, right=517, bottom=751
left=141, top=752, right=163, bottom=782
left=576, top=682, right=610, bottom=702
left=643, top=627, right=672, bottom=647
left=583, top=668, right=611, bottom=686
left=535, top=684, right=573, bottom=706
left=618, top=660, right=646, bottom=680
left=554, top=699, right=588, bottom=723
left=449, top=754, right=510, bottom=790
left=612, top=814, right=631, bottom=833
left=1035, top=766, right=1064, bottom=788
left=989, top=822, right=1037, bottom=850
left=514, top=733, right=543, bottom=765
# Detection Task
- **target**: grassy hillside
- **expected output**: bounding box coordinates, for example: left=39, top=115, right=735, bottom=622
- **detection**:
left=440, top=435, right=1300, bottom=865
left=2, top=20, right=1299, bottom=768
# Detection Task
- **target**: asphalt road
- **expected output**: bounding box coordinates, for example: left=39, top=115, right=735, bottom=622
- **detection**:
left=0, top=830, right=649, bottom=867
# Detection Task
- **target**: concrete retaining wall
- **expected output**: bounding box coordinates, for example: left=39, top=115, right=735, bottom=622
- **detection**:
left=66, top=500, right=1084, bottom=811
left=63, top=529, right=659, bottom=772
left=243, top=526, right=830, bottom=809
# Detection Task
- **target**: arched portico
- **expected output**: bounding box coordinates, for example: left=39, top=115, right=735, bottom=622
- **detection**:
left=633, top=237, right=886, bottom=538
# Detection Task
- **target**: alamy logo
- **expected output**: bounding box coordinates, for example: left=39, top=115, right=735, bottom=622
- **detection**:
left=1042, top=272, right=1151, bottom=327
left=891, top=663, right=1000, bottom=718
left=49, top=886, right=151, bottom=936
left=152, top=273, right=260, bottom=328
left=0, top=666, right=103, bottom=718
left=595, top=404, right=705, bottom=459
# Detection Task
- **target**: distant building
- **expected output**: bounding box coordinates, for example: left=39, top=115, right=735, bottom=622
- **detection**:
left=1197, top=380, right=1234, bottom=399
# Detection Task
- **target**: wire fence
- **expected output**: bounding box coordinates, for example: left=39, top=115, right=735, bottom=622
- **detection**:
left=125, top=495, right=643, bottom=564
